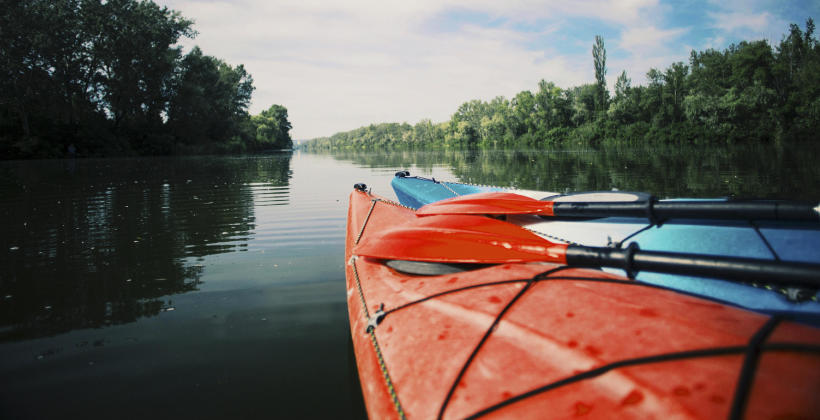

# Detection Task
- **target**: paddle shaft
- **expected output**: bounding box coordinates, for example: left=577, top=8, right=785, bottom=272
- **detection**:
left=552, top=200, right=820, bottom=221
left=417, top=191, right=820, bottom=222
left=566, top=245, right=820, bottom=288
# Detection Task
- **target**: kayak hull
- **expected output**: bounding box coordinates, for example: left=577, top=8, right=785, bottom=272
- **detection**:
left=345, top=188, right=820, bottom=419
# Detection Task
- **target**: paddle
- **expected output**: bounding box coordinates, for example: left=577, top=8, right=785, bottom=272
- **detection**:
left=353, top=214, right=820, bottom=288
left=415, top=191, right=820, bottom=222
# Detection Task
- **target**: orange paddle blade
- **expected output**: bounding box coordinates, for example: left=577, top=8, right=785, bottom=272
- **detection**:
left=416, top=192, right=554, bottom=216
left=353, top=214, right=568, bottom=264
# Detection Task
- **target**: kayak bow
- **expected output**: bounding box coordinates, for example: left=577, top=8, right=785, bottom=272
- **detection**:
left=345, top=186, right=820, bottom=420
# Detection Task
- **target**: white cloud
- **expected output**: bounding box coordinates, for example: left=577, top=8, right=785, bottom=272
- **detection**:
left=706, top=7, right=788, bottom=46
left=154, top=0, right=716, bottom=139
left=442, top=0, right=660, bottom=25
left=703, top=35, right=727, bottom=50
left=709, top=10, right=773, bottom=33
left=608, top=25, right=691, bottom=85
left=618, top=26, right=689, bottom=56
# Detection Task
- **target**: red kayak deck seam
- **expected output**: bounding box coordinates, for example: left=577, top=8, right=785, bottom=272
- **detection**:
left=463, top=341, right=820, bottom=419
left=729, top=316, right=780, bottom=420
left=437, top=266, right=567, bottom=419
left=350, top=256, right=407, bottom=419
left=355, top=197, right=417, bottom=245
left=354, top=199, right=378, bottom=245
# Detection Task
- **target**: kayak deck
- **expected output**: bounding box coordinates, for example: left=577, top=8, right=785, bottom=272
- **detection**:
left=391, top=173, right=820, bottom=319
left=346, top=188, right=820, bottom=419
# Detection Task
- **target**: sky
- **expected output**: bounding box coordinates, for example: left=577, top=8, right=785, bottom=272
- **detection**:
left=156, top=0, right=819, bottom=140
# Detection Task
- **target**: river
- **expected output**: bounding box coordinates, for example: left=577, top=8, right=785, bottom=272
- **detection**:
left=1, top=144, right=818, bottom=419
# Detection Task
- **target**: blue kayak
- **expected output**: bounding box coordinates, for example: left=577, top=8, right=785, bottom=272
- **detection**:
left=391, top=171, right=820, bottom=322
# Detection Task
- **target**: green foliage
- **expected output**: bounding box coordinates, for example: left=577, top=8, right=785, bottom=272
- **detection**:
left=251, top=104, right=293, bottom=150
left=593, top=35, right=609, bottom=115
left=305, top=20, right=819, bottom=151
left=0, top=0, right=290, bottom=158
left=168, top=46, right=255, bottom=149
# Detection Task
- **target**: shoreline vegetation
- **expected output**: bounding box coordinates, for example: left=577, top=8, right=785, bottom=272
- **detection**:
left=305, top=19, right=819, bottom=151
left=1, top=0, right=292, bottom=159
left=308, top=144, right=820, bottom=199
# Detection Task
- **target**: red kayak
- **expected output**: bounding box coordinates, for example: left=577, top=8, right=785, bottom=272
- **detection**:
left=345, top=186, right=820, bottom=419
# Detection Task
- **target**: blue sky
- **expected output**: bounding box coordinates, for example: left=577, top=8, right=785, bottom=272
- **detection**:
left=158, top=0, right=819, bottom=140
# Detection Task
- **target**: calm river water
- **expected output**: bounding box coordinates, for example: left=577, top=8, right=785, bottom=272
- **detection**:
left=1, top=145, right=819, bottom=419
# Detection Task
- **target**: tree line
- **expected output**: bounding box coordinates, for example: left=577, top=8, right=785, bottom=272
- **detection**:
left=1, top=0, right=293, bottom=159
left=305, top=19, right=819, bottom=150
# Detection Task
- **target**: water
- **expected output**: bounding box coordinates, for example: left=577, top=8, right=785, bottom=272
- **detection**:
left=0, top=151, right=460, bottom=420
left=1, top=145, right=819, bottom=419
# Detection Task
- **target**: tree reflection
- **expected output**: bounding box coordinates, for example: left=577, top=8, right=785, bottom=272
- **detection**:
left=319, top=144, right=820, bottom=199
left=0, top=154, right=292, bottom=341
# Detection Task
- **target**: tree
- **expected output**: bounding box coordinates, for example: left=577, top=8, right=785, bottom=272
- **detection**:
left=593, top=35, right=609, bottom=115
left=90, top=0, right=194, bottom=131
left=689, top=48, right=730, bottom=96
left=534, top=80, right=568, bottom=134
left=413, top=119, right=436, bottom=145
left=614, top=70, right=631, bottom=102
left=609, top=71, right=641, bottom=125
left=569, top=84, right=597, bottom=127
left=0, top=0, right=280, bottom=157
left=167, top=47, right=254, bottom=148
left=663, top=62, right=689, bottom=122
left=773, top=18, right=820, bottom=140
left=0, top=0, right=110, bottom=152
left=509, top=90, right=536, bottom=137
left=252, top=104, right=293, bottom=149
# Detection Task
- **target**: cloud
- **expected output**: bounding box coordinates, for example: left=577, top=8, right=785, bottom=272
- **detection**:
left=617, top=25, right=689, bottom=55
left=704, top=2, right=791, bottom=46
left=703, top=35, right=727, bottom=50
left=161, top=0, right=621, bottom=138
left=442, top=0, right=660, bottom=25
left=709, top=11, right=773, bottom=33
left=155, top=0, right=792, bottom=139
left=240, top=20, right=587, bottom=139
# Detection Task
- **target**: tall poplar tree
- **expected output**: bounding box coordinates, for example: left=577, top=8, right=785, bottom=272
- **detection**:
left=593, top=35, right=609, bottom=115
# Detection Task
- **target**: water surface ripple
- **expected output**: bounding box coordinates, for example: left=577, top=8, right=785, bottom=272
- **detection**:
left=2, top=146, right=818, bottom=419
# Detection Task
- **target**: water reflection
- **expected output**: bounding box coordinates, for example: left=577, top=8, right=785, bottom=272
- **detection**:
left=320, top=143, right=820, bottom=199
left=0, top=155, right=292, bottom=341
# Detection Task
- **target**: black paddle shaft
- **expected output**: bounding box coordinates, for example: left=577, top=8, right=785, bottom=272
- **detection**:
left=565, top=244, right=820, bottom=288
left=551, top=200, right=820, bottom=222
